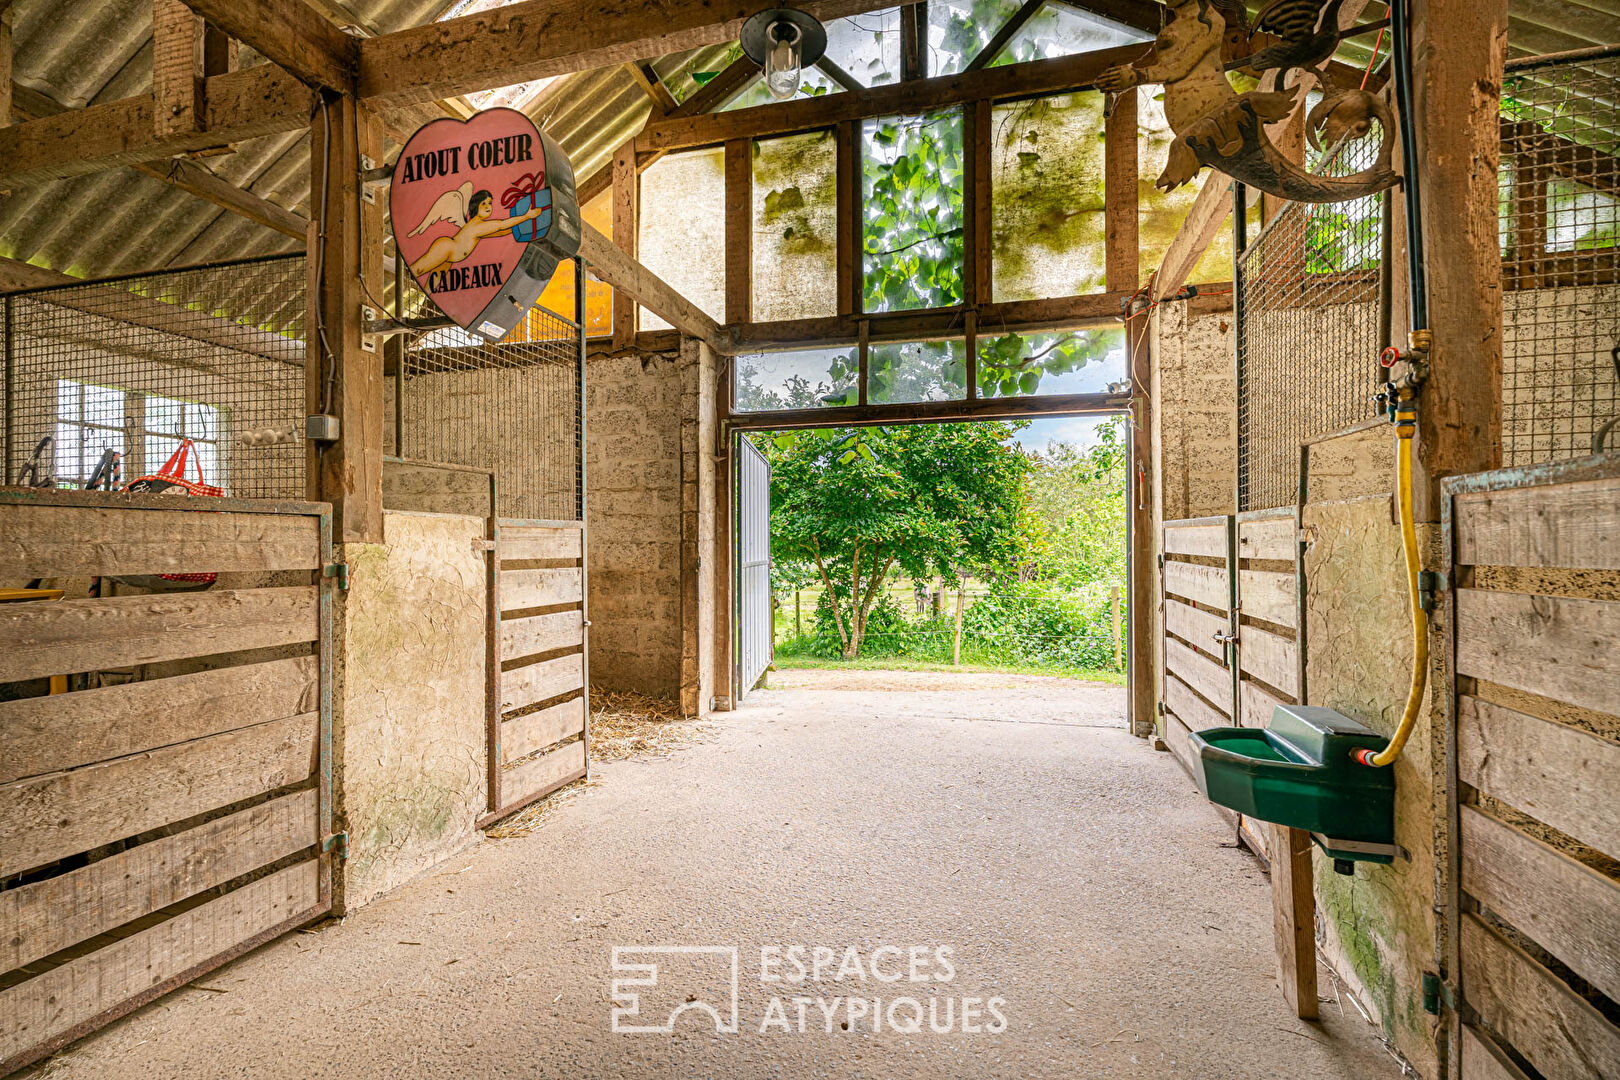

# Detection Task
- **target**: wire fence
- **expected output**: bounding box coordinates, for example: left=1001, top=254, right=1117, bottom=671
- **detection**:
left=1500, top=50, right=1620, bottom=464
left=396, top=274, right=583, bottom=521
left=3, top=256, right=306, bottom=499
left=1236, top=127, right=1387, bottom=512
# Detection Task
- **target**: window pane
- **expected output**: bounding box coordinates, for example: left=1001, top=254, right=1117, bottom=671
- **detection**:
left=735, top=347, right=857, bottom=411
left=1546, top=178, right=1620, bottom=252
left=56, top=379, right=80, bottom=421
left=54, top=422, right=82, bottom=483
left=753, top=131, right=839, bottom=322
left=863, top=109, right=965, bottom=313
left=869, top=339, right=968, bottom=403
left=987, top=3, right=1148, bottom=67
left=146, top=435, right=182, bottom=474
left=187, top=402, right=221, bottom=441
left=83, top=383, right=124, bottom=428
left=928, top=0, right=1024, bottom=76
left=991, top=92, right=1107, bottom=302
left=977, top=327, right=1127, bottom=398
left=827, top=9, right=902, bottom=87
left=638, top=148, right=727, bottom=331
left=192, top=439, right=223, bottom=486
left=146, top=395, right=185, bottom=437
left=721, top=66, right=840, bottom=111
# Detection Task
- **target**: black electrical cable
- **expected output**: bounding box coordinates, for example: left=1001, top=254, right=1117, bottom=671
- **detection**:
left=1390, top=0, right=1427, bottom=335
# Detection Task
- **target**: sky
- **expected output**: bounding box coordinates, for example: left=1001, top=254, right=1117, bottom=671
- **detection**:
left=1012, top=415, right=1122, bottom=453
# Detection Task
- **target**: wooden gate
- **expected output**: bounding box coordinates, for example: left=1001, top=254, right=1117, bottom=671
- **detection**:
left=0, top=489, right=334, bottom=1076
left=1441, top=454, right=1620, bottom=1079
left=485, top=518, right=588, bottom=824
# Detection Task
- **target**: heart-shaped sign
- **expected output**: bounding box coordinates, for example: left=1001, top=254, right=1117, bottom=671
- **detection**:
left=389, top=107, right=580, bottom=341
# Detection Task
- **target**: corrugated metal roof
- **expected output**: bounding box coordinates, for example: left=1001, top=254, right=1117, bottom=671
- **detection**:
left=3, top=1, right=1617, bottom=281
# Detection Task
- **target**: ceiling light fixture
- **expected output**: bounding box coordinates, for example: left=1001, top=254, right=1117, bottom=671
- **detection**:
left=740, top=8, right=829, bottom=101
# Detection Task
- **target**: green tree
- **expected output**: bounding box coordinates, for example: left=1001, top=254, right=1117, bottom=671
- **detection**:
left=767, top=422, right=1030, bottom=658
left=1021, top=416, right=1129, bottom=588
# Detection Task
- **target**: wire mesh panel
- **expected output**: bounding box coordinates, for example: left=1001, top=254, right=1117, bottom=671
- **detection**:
left=4, top=256, right=306, bottom=499
left=397, top=278, right=583, bottom=521
left=1500, top=50, right=1620, bottom=465
left=1236, top=135, right=1387, bottom=512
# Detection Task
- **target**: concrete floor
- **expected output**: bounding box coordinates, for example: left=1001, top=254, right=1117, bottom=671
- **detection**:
left=34, top=671, right=1399, bottom=1079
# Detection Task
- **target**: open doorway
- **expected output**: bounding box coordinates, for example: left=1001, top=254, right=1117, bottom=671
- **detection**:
left=732, top=413, right=1129, bottom=716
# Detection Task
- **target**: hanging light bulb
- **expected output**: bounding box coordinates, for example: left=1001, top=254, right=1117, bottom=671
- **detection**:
left=741, top=8, right=828, bottom=102
left=764, top=19, right=803, bottom=100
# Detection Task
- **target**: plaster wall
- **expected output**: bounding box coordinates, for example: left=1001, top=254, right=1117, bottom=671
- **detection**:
left=1151, top=301, right=1237, bottom=522
left=334, top=510, right=488, bottom=911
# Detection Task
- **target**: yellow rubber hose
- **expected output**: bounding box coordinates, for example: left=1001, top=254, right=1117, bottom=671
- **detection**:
left=1357, top=404, right=1428, bottom=768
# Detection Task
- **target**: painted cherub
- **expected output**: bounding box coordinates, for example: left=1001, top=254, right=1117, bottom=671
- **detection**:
left=1096, top=0, right=1296, bottom=192
left=408, top=181, right=549, bottom=278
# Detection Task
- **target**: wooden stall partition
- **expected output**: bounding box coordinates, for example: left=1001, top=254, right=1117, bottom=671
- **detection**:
left=0, top=488, right=334, bottom=1077
left=1441, top=453, right=1620, bottom=1080
left=482, top=518, right=588, bottom=825
left=1160, top=515, right=1237, bottom=802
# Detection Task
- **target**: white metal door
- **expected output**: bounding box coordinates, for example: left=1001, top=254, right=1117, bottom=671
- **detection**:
left=737, top=434, right=772, bottom=698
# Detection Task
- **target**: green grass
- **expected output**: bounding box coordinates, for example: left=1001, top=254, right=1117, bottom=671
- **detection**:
left=772, top=649, right=1126, bottom=685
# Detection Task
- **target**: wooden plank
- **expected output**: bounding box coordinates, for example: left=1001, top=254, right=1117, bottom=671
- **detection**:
left=640, top=43, right=1149, bottom=153
left=611, top=138, right=638, bottom=350
left=1239, top=677, right=1289, bottom=729
left=1238, top=815, right=1271, bottom=863
left=1240, top=569, right=1296, bottom=628
left=1161, top=704, right=1199, bottom=778
left=835, top=119, right=858, bottom=317
left=1239, top=625, right=1299, bottom=699
left=0, top=789, right=315, bottom=972
left=1154, top=171, right=1230, bottom=300
left=152, top=0, right=204, bottom=138
left=0, top=654, right=317, bottom=784
left=500, top=528, right=583, bottom=562
left=500, top=610, right=584, bottom=663
left=501, top=654, right=585, bottom=714
left=1461, top=914, right=1620, bottom=1080
left=501, top=567, right=584, bottom=611
left=1456, top=590, right=1620, bottom=719
left=1162, top=521, right=1227, bottom=559
left=0, top=504, right=318, bottom=579
left=1458, top=1025, right=1533, bottom=1080
left=0, top=711, right=318, bottom=876
left=501, top=738, right=586, bottom=806
left=177, top=0, right=356, bottom=92
left=1164, top=667, right=1230, bottom=734
left=1164, top=597, right=1228, bottom=658
left=1270, top=823, right=1318, bottom=1019
left=0, top=586, right=317, bottom=684
left=1162, top=559, right=1228, bottom=610
left=1103, top=86, right=1139, bottom=293
left=1454, top=476, right=1620, bottom=571
left=725, top=138, right=752, bottom=324
left=1238, top=515, right=1297, bottom=562
left=502, top=697, right=586, bottom=764
left=626, top=61, right=679, bottom=113
left=0, top=858, right=320, bottom=1066
left=1460, top=805, right=1620, bottom=1003
left=962, top=99, right=988, bottom=306
left=1166, top=640, right=1231, bottom=720
left=1459, top=696, right=1620, bottom=862
left=578, top=224, right=724, bottom=353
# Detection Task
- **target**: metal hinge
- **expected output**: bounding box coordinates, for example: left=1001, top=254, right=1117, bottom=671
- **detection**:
left=324, top=562, right=349, bottom=590
left=1418, top=570, right=1443, bottom=612
left=321, top=831, right=349, bottom=860
left=1156, top=701, right=1166, bottom=716
left=1420, top=971, right=1455, bottom=1015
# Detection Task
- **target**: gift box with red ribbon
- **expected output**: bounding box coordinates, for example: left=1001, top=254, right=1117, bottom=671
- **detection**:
left=501, top=172, right=554, bottom=244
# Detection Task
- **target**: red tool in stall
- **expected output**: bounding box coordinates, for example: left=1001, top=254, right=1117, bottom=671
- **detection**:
left=117, top=438, right=223, bottom=590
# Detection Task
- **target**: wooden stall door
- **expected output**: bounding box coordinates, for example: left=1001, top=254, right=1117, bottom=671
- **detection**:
left=0, top=489, right=334, bottom=1077
left=485, top=518, right=588, bottom=824
left=1443, top=455, right=1620, bottom=1080
left=1160, top=516, right=1237, bottom=792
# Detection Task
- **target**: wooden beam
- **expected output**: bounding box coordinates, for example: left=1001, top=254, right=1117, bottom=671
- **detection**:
left=307, top=95, right=386, bottom=543
left=579, top=224, right=725, bottom=353
left=641, top=43, right=1150, bottom=153
left=179, top=0, right=356, bottom=92
left=965, top=0, right=1045, bottom=73
left=626, top=61, right=679, bottom=113
left=816, top=56, right=864, bottom=94
left=1104, top=89, right=1140, bottom=292
left=1411, top=0, right=1507, bottom=516
left=355, top=0, right=896, bottom=111
left=965, top=100, right=991, bottom=305
left=0, top=255, right=71, bottom=291
left=575, top=55, right=760, bottom=206
left=1153, top=171, right=1230, bottom=299
left=1054, top=0, right=1161, bottom=34
left=727, top=391, right=1122, bottom=429
left=0, top=5, right=13, bottom=132
left=153, top=0, right=206, bottom=138
left=900, top=3, right=926, bottom=82
left=9, top=81, right=305, bottom=241
left=724, top=139, right=751, bottom=324
left=611, top=138, right=639, bottom=350
left=836, top=119, right=859, bottom=316
left=1270, top=824, right=1319, bottom=1018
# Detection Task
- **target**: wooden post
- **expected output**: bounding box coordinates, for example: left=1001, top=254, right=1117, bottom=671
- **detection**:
left=611, top=138, right=638, bottom=350
left=152, top=0, right=204, bottom=139
left=967, top=100, right=992, bottom=307
left=900, top=4, right=926, bottom=82
left=795, top=589, right=801, bottom=638
left=0, top=4, right=13, bottom=132
left=1104, top=89, right=1140, bottom=294
left=724, top=139, right=752, bottom=325
left=1410, top=0, right=1507, bottom=518
left=307, top=93, right=386, bottom=543
left=1270, top=823, right=1319, bottom=1019
left=836, top=120, right=859, bottom=317
left=712, top=425, right=735, bottom=710
left=953, top=581, right=964, bottom=666
left=1127, top=314, right=1154, bottom=738
left=1111, top=585, right=1121, bottom=670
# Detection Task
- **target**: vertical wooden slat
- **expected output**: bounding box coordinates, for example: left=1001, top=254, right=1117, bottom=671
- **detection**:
left=724, top=139, right=752, bottom=325
left=611, top=137, right=639, bottom=349
left=1104, top=88, right=1140, bottom=293
left=970, top=99, right=992, bottom=306
left=900, top=3, right=925, bottom=81
left=1270, top=823, right=1318, bottom=1019
left=836, top=119, right=858, bottom=317
left=152, top=0, right=203, bottom=139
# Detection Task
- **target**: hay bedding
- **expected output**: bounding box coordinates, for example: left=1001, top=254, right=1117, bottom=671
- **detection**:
left=485, top=690, right=714, bottom=838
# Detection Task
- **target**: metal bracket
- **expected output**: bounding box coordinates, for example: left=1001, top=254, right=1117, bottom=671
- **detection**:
left=324, top=562, right=349, bottom=591
left=1420, top=971, right=1456, bottom=1015
left=321, top=831, right=349, bottom=860
left=1312, top=833, right=1405, bottom=860
left=1419, top=570, right=1443, bottom=612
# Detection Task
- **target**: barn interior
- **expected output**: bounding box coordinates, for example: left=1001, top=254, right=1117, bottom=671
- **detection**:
left=1, top=1, right=1618, bottom=1078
